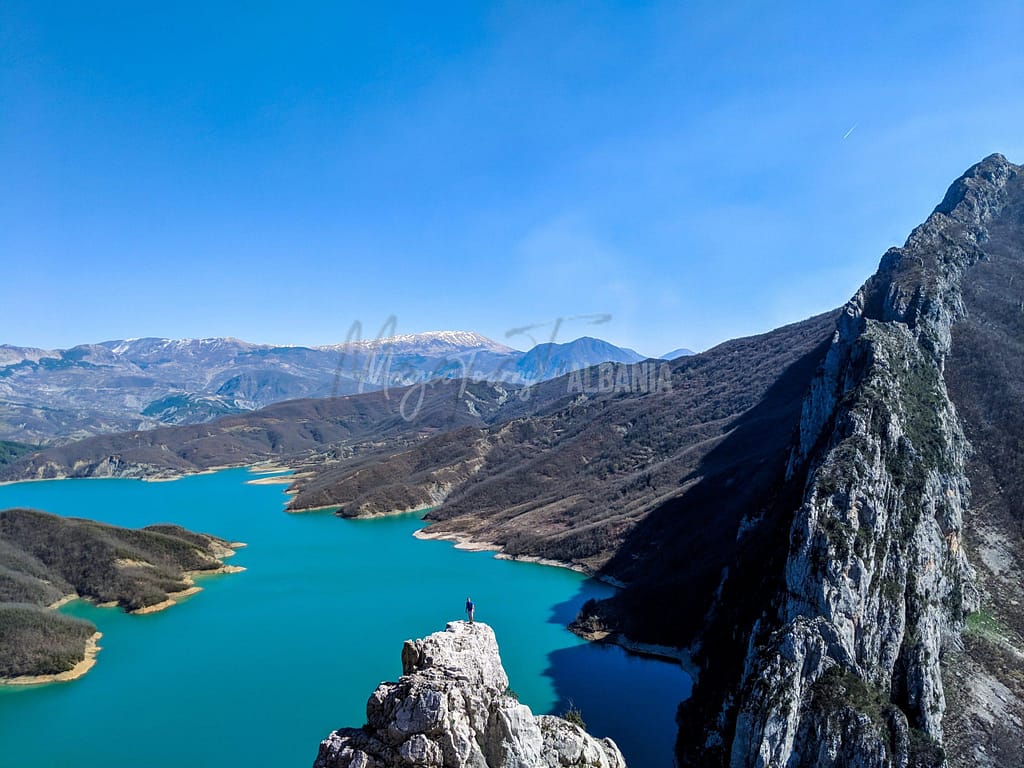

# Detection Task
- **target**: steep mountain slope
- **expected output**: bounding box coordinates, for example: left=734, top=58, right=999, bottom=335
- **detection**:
left=657, top=154, right=1022, bottom=768
left=418, top=315, right=834, bottom=571
left=940, top=163, right=1024, bottom=767
left=285, top=315, right=833, bottom=531
left=302, top=154, right=1021, bottom=768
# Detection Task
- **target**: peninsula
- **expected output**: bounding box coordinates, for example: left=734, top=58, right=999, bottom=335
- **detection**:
left=0, top=508, right=243, bottom=683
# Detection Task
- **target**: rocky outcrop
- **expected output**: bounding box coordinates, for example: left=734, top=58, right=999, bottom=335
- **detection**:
left=312, top=621, right=626, bottom=768
left=722, top=155, right=1020, bottom=767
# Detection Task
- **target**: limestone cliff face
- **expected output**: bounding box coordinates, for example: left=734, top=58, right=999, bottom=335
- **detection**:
left=313, top=621, right=626, bottom=768
left=725, top=155, right=1019, bottom=767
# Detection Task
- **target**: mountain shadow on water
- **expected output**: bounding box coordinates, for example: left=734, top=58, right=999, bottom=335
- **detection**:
left=543, top=580, right=694, bottom=768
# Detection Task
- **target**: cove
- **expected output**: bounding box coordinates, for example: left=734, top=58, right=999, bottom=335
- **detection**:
left=0, top=468, right=691, bottom=767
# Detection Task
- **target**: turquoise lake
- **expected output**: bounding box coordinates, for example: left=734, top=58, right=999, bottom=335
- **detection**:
left=0, top=468, right=691, bottom=767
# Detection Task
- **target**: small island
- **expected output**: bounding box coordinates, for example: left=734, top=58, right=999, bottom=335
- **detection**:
left=0, top=508, right=243, bottom=684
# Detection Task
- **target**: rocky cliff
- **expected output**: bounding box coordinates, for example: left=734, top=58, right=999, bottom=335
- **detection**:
left=678, top=155, right=1023, bottom=767
left=313, top=621, right=626, bottom=768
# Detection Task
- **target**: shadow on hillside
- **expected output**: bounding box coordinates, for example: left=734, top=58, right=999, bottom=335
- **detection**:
left=598, top=334, right=833, bottom=646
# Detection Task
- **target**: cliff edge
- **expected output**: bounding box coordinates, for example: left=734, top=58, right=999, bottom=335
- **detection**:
left=312, top=621, right=626, bottom=768
left=679, top=154, right=1023, bottom=767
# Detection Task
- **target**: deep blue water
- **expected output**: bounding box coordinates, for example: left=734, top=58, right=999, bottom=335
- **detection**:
left=0, top=468, right=690, bottom=767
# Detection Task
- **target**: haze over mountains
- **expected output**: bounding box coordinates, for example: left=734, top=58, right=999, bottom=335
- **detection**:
left=660, top=347, right=696, bottom=359
left=0, top=332, right=657, bottom=444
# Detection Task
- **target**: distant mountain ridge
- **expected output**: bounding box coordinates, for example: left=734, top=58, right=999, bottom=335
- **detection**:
left=514, top=336, right=645, bottom=380
left=0, top=332, right=657, bottom=443
left=660, top=347, right=696, bottom=359
left=315, top=330, right=516, bottom=355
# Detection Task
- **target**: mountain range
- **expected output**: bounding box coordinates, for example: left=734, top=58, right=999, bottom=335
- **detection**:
left=0, top=332, right=654, bottom=444
left=2, top=155, right=1022, bottom=767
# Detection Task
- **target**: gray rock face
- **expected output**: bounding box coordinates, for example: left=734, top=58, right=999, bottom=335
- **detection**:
left=728, top=155, right=1020, bottom=768
left=313, top=621, right=626, bottom=768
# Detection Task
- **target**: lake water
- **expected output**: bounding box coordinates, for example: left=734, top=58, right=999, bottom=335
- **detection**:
left=0, top=468, right=690, bottom=767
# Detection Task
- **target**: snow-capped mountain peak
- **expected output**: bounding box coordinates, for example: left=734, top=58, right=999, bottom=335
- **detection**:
left=316, top=330, right=516, bottom=355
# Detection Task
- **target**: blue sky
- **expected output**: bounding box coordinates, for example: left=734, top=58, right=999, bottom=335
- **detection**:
left=2, top=1, right=1022, bottom=356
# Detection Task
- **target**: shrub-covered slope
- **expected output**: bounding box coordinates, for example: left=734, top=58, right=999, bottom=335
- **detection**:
left=0, top=508, right=238, bottom=678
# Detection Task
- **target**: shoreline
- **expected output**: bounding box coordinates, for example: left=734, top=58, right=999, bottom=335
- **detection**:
left=0, top=631, right=103, bottom=686
left=128, top=563, right=247, bottom=615
left=289, top=503, right=432, bottom=516
left=412, top=527, right=628, bottom=588
left=245, top=475, right=295, bottom=486
left=47, top=594, right=79, bottom=610
left=413, top=527, right=598, bottom=576
left=141, top=463, right=254, bottom=482
left=48, top=546, right=248, bottom=618
left=247, top=463, right=293, bottom=475
left=130, top=586, right=202, bottom=615
left=0, top=470, right=249, bottom=688
left=412, top=526, right=694, bottom=673
left=572, top=626, right=699, bottom=676
left=0, top=467, right=228, bottom=488
left=286, top=503, right=342, bottom=514
left=9, top=465, right=696, bottom=685
left=245, top=464, right=296, bottom=486
left=338, top=504, right=433, bottom=519
left=0, top=462, right=292, bottom=489
left=413, top=527, right=503, bottom=551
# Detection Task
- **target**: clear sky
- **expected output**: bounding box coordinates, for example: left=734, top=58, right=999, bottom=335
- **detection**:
left=2, top=2, right=1022, bottom=356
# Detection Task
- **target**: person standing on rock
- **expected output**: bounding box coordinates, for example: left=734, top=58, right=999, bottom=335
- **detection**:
left=465, top=596, right=475, bottom=624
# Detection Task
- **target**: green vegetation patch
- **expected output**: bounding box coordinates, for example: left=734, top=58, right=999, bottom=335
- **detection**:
left=563, top=702, right=587, bottom=731
left=809, top=666, right=946, bottom=766
left=809, top=666, right=891, bottom=732
left=0, top=604, right=96, bottom=678
left=0, top=441, right=38, bottom=468
left=965, top=609, right=1013, bottom=643
left=898, top=357, right=952, bottom=473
